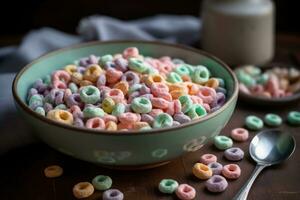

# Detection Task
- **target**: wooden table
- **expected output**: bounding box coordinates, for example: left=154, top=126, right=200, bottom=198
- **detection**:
left=1, top=33, right=300, bottom=200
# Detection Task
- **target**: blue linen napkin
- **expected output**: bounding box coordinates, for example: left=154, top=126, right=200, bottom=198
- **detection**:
left=0, top=15, right=201, bottom=154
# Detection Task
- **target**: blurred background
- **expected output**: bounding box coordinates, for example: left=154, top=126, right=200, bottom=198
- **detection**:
left=0, top=0, right=299, bottom=46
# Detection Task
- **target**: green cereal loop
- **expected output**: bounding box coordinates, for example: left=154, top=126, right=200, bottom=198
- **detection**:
left=174, top=65, right=190, bottom=76
left=287, top=111, right=300, bottom=125
left=80, top=85, right=100, bottom=104
left=35, top=107, right=45, bottom=116
left=158, top=179, right=179, bottom=194
left=264, top=113, right=282, bottom=127
left=256, top=73, right=269, bottom=85
left=244, top=65, right=261, bottom=76
left=99, top=54, right=113, bottom=66
left=187, top=104, right=207, bottom=119
left=180, top=64, right=194, bottom=74
left=111, top=103, right=126, bottom=116
left=167, top=72, right=183, bottom=83
left=192, top=65, right=210, bottom=84
left=92, top=175, right=112, bottom=191
left=214, top=135, right=233, bottom=150
left=178, top=95, right=193, bottom=113
left=128, top=84, right=143, bottom=95
left=235, top=70, right=256, bottom=87
left=153, top=113, right=173, bottom=128
left=43, top=75, right=51, bottom=86
left=128, top=58, right=149, bottom=73
left=29, top=94, right=44, bottom=107
left=83, top=106, right=105, bottom=118
left=245, top=115, right=264, bottom=130
left=216, top=78, right=225, bottom=88
left=68, top=82, right=78, bottom=93
left=131, top=97, right=152, bottom=114
left=55, top=104, right=67, bottom=110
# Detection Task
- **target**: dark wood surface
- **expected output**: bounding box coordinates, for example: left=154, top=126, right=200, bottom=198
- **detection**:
left=1, top=34, right=300, bottom=200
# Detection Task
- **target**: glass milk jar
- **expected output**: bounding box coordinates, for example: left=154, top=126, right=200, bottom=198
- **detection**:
left=201, top=0, right=275, bottom=65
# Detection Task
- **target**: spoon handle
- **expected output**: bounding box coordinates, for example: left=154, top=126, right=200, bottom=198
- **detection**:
left=233, top=165, right=266, bottom=200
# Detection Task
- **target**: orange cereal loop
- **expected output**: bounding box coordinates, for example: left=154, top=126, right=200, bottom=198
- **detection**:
left=83, top=64, right=103, bottom=82
left=192, top=163, right=213, bottom=180
left=44, top=165, right=63, bottom=178
left=71, top=72, right=83, bottom=85
left=170, top=90, right=187, bottom=99
left=73, top=182, right=94, bottom=199
left=79, top=80, right=93, bottom=87
left=64, top=64, right=78, bottom=75
left=185, top=82, right=199, bottom=95
left=168, top=83, right=187, bottom=93
left=205, top=78, right=219, bottom=89
left=114, top=81, right=129, bottom=95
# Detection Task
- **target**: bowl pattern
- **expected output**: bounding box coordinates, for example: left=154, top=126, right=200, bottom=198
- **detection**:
left=13, top=41, right=238, bottom=168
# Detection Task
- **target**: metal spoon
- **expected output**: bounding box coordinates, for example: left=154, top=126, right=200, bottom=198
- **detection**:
left=233, top=129, right=296, bottom=200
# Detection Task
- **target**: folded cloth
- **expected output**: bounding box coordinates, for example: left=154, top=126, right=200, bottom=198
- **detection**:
left=0, top=15, right=201, bottom=154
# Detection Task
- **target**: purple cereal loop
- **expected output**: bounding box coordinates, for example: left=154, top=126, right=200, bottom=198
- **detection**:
left=54, top=90, right=64, bottom=105
left=104, top=61, right=116, bottom=70
left=173, top=113, right=191, bottom=124
left=33, top=79, right=47, bottom=93
left=216, top=87, right=227, bottom=95
left=43, top=102, right=53, bottom=113
left=173, top=121, right=181, bottom=126
left=224, top=147, right=244, bottom=161
left=121, top=71, right=140, bottom=86
left=27, top=88, right=38, bottom=101
left=66, top=93, right=82, bottom=107
left=205, top=175, right=228, bottom=193
left=102, top=189, right=124, bottom=200
left=208, top=162, right=223, bottom=175
left=79, top=57, right=89, bottom=67
left=140, top=84, right=151, bottom=95
left=141, top=114, right=154, bottom=125
left=74, top=117, right=84, bottom=127
left=97, top=74, right=107, bottom=88
left=77, top=66, right=86, bottom=74
left=211, top=92, right=226, bottom=108
left=87, top=54, right=100, bottom=64
left=114, top=57, right=128, bottom=72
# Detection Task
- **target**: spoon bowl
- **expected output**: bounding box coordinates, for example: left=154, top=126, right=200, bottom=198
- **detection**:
left=234, top=129, right=296, bottom=200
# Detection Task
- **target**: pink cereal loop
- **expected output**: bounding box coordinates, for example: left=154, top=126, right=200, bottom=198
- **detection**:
left=190, top=95, right=203, bottom=105
left=151, top=82, right=169, bottom=96
left=166, top=101, right=175, bottom=116
left=103, top=114, right=118, bottom=123
left=197, top=86, right=217, bottom=104
left=118, top=112, right=140, bottom=124
left=266, top=74, right=279, bottom=95
left=175, top=184, right=196, bottom=200
left=231, top=128, right=249, bottom=142
left=106, top=89, right=125, bottom=103
left=86, top=117, right=105, bottom=129
left=173, top=99, right=182, bottom=114
left=52, top=70, right=71, bottom=83
left=149, top=109, right=164, bottom=118
left=52, top=80, right=67, bottom=89
left=200, top=154, right=217, bottom=165
left=106, top=68, right=123, bottom=84
left=117, top=122, right=133, bottom=130
left=64, top=89, right=72, bottom=101
left=123, top=47, right=139, bottom=59
left=222, top=164, right=241, bottom=179
left=151, top=97, right=169, bottom=109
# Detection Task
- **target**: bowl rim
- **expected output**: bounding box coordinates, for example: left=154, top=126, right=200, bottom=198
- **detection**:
left=12, top=40, right=239, bottom=136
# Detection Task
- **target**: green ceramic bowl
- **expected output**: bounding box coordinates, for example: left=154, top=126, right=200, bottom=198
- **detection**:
left=12, top=41, right=238, bottom=169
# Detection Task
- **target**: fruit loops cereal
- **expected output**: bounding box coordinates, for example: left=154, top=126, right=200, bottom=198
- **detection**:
left=26, top=47, right=228, bottom=131
left=200, top=153, right=217, bottom=165
left=235, top=65, right=300, bottom=98
left=44, top=165, right=63, bottom=178
left=230, top=128, right=249, bottom=142
left=222, top=164, right=241, bottom=179
left=158, top=179, right=179, bottom=194
left=205, top=175, right=228, bottom=193
left=175, top=184, right=196, bottom=200
left=102, top=189, right=124, bottom=200
left=192, top=163, right=213, bottom=180
left=72, top=182, right=94, bottom=199
left=224, top=147, right=244, bottom=161
left=92, top=175, right=112, bottom=191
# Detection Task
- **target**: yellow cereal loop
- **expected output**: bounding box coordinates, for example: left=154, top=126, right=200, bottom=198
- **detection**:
left=44, top=165, right=63, bottom=178
left=205, top=78, right=219, bottom=89
left=83, top=64, right=103, bottom=82
left=71, top=72, right=83, bottom=85
left=102, top=97, right=115, bottom=114
left=79, top=80, right=93, bottom=87
left=64, top=64, right=78, bottom=75
left=47, top=109, right=73, bottom=125
left=106, top=121, right=118, bottom=131
left=170, top=90, right=187, bottom=99
left=192, top=163, right=213, bottom=180
left=133, top=121, right=150, bottom=130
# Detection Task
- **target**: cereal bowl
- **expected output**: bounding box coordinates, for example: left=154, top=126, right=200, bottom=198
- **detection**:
left=12, top=41, right=238, bottom=169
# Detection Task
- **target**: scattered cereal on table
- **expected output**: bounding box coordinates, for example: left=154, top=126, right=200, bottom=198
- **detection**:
left=158, top=179, right=179, bottom=194
left=44, top=165, right=63, bottom=178
left=205, top=175, right=228, bottom=193
left=72, top=182, right=94, bottom=199
left=175, top=184, right=196, bottom=200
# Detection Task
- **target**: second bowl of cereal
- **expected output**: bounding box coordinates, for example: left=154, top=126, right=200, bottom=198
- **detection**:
left=13, top=41, right=238, bottom=169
